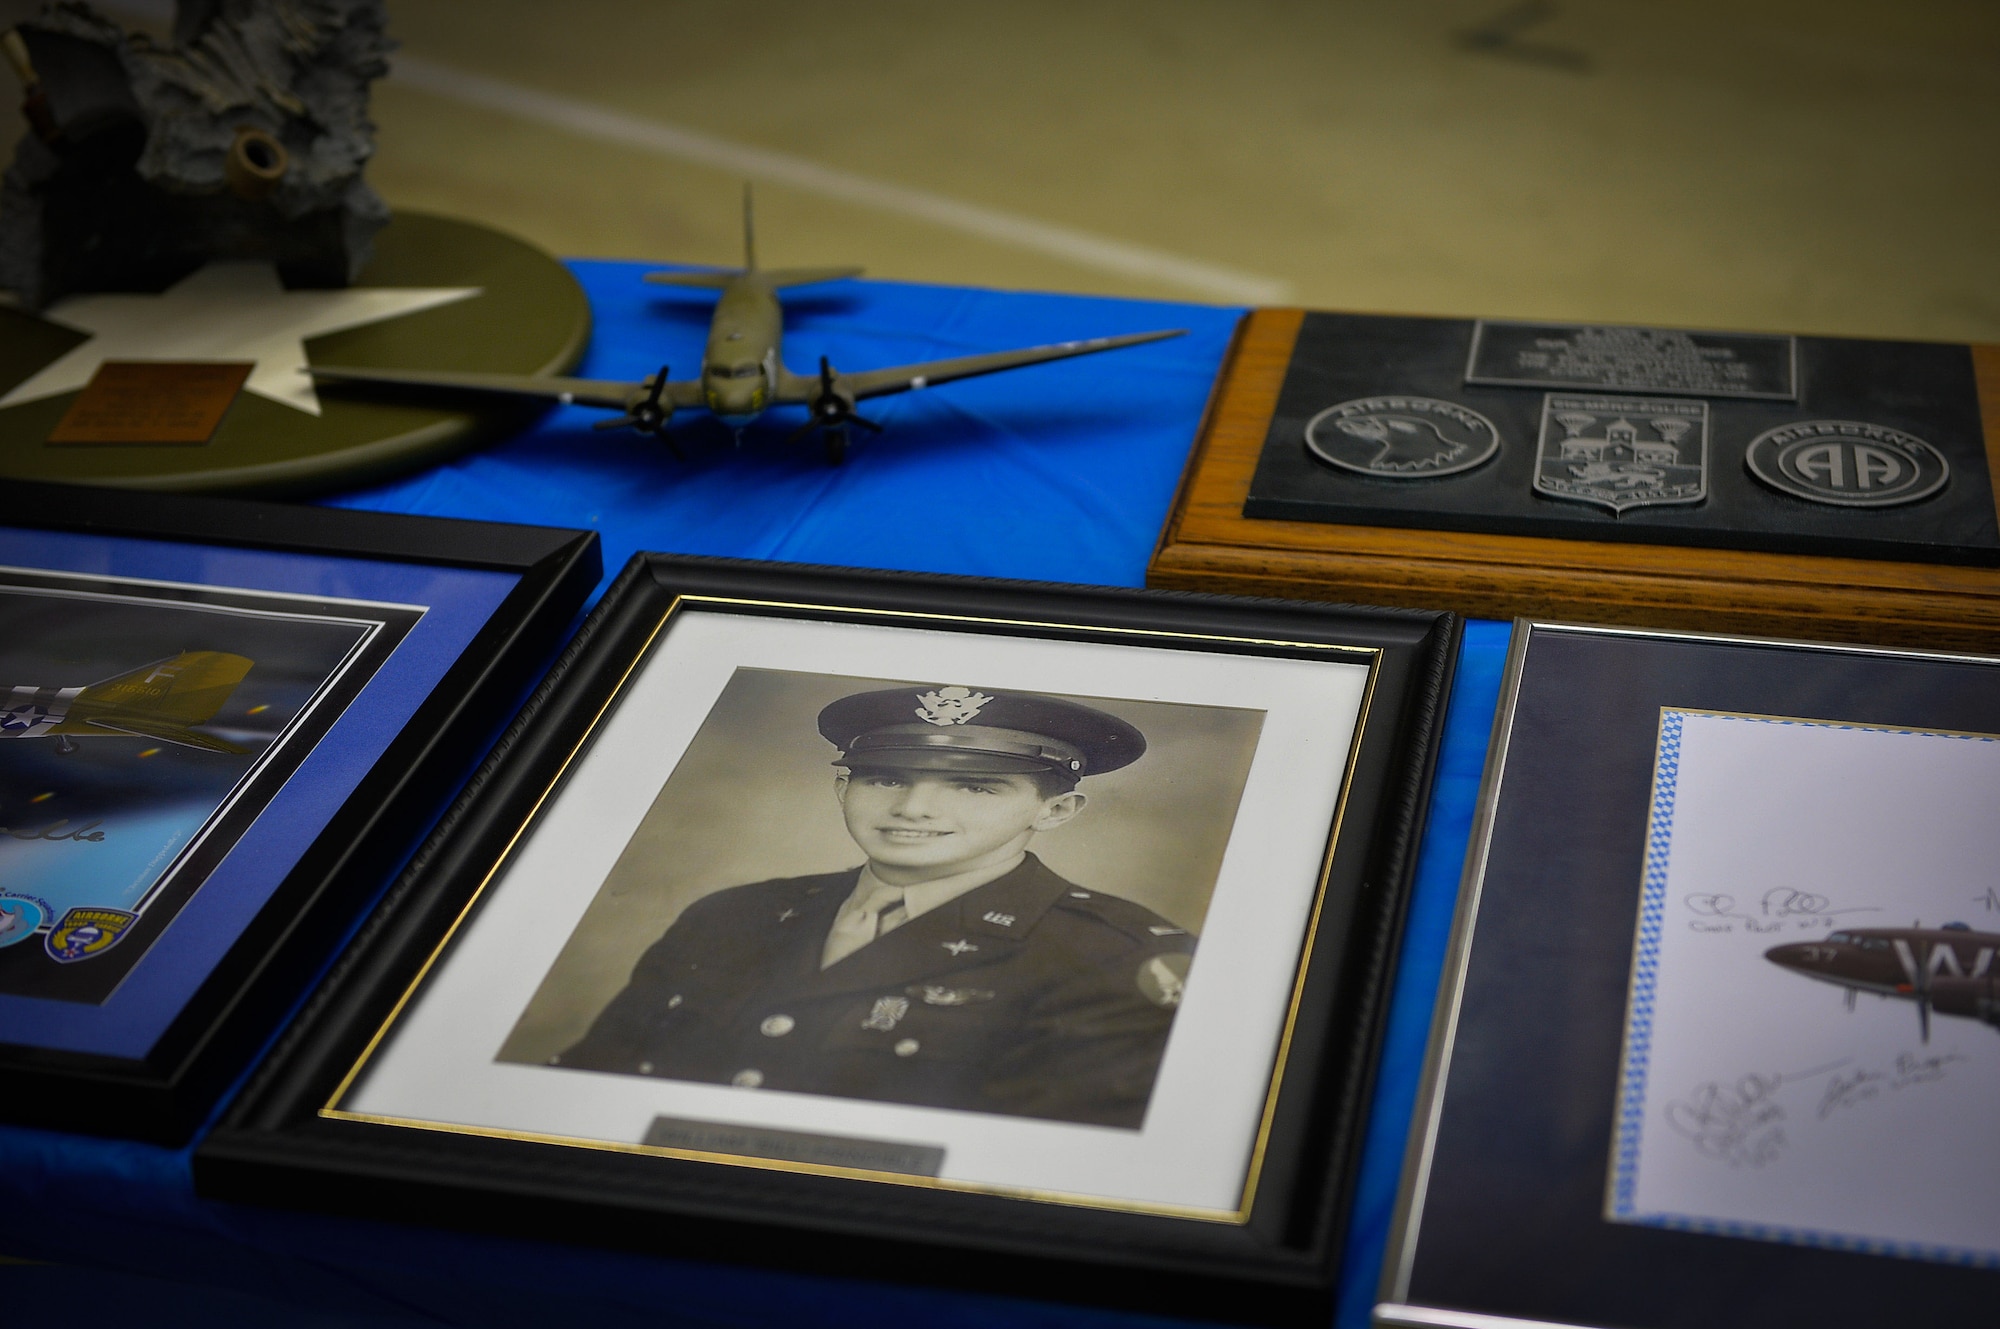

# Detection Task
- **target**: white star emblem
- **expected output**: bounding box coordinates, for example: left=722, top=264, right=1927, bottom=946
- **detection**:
left=0, top=262, right=480, bottom=417
left=942, top=939, right=979, bottom=956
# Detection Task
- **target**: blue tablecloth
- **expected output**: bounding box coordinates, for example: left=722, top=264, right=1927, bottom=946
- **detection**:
left=0, top=263, right=1509, bottom=1328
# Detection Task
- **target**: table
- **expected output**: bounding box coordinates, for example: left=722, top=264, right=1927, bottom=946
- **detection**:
left=0, top=262, right=1508, bottom=1328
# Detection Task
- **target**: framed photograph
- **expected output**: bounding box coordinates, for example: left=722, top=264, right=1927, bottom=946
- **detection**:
left=1378, top=621, right=2000, bottom=1329
left=198, top=556, right=1458, bottom=1324
left=1149, top=309, right=2000, bottom=651
left=0, top=481, right=599, bottom=1141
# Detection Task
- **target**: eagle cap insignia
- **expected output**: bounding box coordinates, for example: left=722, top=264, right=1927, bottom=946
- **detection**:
left=915, top=686, right=994, bottom=726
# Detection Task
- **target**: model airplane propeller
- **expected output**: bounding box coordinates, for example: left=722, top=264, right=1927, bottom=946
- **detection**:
left=306, top=190, right=1186, bottom=464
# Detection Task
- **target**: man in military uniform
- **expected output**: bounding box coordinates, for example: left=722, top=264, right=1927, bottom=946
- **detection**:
left=556, top=684, right=1196, bottom=1129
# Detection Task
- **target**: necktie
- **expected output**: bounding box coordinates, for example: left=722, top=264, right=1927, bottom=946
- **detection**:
left=820, top=881, right=908, bottom=969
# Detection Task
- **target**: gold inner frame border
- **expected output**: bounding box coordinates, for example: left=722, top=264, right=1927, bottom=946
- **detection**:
left=319, top=592, right=1388, bottom=1225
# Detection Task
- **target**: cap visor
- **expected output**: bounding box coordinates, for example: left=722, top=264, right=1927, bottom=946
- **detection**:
left=836, top=748, right=1058, bottom=775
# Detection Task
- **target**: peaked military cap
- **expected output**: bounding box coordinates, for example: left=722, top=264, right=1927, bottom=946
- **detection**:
left=818, top=685, right=1145, bottom=778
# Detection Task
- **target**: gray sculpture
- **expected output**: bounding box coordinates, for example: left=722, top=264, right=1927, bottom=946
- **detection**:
left=0, top=0, right=391, bottom=310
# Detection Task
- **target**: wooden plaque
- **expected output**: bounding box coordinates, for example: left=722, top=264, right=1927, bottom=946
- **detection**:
left=1149, top=308, right=2000, bottom=650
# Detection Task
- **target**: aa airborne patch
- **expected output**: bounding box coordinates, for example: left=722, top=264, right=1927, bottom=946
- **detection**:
left=45, top=907, right=136, bottom=962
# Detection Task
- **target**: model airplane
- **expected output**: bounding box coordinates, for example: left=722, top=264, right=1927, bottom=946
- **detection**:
left=1766, top=923, right=2000, bottom=1042
left=306, top=191, right=1186, bottom=463
left=0, top=650, right=252, bottom=755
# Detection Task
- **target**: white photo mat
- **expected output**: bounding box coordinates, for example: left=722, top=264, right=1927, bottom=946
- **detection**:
left=338, top=608, right=1374, bottom=1216
left=1610, top=708, right=2000, bottom=1265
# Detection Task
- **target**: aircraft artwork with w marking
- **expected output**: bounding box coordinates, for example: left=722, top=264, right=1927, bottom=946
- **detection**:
left=1765, top=923, right=2000, bottom=1042
left=305, top=189, right=1184, bottom=465
left=0, top=650, right=252, bottom=755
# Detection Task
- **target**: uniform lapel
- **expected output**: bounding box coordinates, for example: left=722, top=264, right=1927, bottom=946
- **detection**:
left=767, top=868, right=860, bottom=987
left=800, top=854, right=1074, bottom=998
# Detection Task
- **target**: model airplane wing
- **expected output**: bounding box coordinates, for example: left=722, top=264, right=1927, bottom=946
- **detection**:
left=81, top=716, right=249, bottom=755
left=304, top=366, right=703, bottom=411
left=776, top=329, right=1186, bottom=404
left=645, top=266, right=862, bottom=291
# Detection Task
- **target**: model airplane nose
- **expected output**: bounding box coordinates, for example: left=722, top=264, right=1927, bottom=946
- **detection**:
left=1763, top=943, right=1815, bottom=969
left=705, top=384, right=766, bottom=418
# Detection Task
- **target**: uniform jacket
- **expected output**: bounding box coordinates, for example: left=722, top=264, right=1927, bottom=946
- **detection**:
left=557, top=854, right=1195, bottom=1129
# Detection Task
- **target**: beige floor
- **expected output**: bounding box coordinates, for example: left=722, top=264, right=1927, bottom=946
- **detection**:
left=7, top=1, right=1999, bottom=341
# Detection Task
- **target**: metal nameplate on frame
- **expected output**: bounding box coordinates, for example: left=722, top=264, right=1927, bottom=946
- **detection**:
left=1466, top=319, right=1797, bottom=400
left=642, top=1115, right=945, bottom=1177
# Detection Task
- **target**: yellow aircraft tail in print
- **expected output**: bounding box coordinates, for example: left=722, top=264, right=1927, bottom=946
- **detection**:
left=0, top=650, right=253, bottom=755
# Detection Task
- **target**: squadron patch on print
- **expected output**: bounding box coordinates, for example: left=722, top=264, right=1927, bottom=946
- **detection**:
left=0, top=895, right=49, bottom=948
left=45, top=906, right=135, bottom=962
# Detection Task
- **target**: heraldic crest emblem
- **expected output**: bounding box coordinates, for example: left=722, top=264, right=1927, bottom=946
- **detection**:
left=914, top=686, right=993, bottom=726
left=1533, top=392, right=1709, bottom=514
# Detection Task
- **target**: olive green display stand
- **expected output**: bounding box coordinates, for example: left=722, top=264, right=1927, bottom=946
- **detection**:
left=0, top=213, right=589, bottom=495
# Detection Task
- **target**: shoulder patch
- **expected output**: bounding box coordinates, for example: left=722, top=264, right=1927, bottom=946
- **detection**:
left=1136, top=952, right=1192, bottom=1008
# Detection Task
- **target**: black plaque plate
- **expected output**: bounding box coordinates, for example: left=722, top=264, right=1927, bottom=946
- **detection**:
left=1243, top=313, right=1998, bottom=566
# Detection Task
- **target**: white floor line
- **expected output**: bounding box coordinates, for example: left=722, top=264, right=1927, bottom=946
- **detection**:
left=388, top=55, right=1288, bottom=306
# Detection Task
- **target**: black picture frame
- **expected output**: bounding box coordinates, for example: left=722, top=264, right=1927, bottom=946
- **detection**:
left=195, top=555, right=1458, bottom=1326
left=1378, top=621, right=2000, bottom=1329
left=0, top=481, right=599, bottom=1143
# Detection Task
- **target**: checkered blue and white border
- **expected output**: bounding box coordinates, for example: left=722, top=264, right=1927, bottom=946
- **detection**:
left=1607, top=709, right=2000, bottom=1270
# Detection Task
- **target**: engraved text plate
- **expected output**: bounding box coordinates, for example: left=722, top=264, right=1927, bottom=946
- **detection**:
left=1467, top=320, right=1796, bottom=400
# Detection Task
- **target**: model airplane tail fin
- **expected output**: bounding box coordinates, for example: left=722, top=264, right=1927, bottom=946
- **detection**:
left=84, top=651, right=252, bottom=725
left=641, top=270, right=740, bottom=289
left=761, top=266, right=864, bottom=289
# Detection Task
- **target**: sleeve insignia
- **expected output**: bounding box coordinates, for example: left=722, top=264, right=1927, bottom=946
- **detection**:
left=1136, top=952, right=1192, bottom=1008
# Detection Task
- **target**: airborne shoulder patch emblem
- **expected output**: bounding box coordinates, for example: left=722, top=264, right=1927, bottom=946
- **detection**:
left=45, top=906, right=136, bottom=962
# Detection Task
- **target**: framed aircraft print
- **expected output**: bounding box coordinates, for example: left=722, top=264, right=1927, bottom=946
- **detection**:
left=0, top=481, right=598, bottom=1142
left=1378, top=621, right=2000, bottom=1329
left=196, top=556, right=1458, bottom=1326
